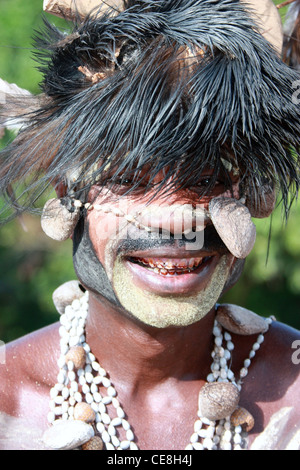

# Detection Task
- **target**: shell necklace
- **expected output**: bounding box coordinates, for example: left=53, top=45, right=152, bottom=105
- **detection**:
left=43, top=288, right=272, bottom=451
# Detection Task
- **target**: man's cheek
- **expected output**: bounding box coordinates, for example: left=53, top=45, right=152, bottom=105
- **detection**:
left=220, top=258, right=245, bottom=296
left=72, top=217, right=120, bottom=306
left=87, top=212, right=117, bottom=256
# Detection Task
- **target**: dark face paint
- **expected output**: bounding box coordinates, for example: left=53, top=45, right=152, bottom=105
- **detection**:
left=73, top=216, right=120, bottom=306
left=221, top=258, right=245, bottom=296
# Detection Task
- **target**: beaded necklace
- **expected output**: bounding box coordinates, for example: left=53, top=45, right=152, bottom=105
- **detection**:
left=43, top=290, right=272, bottom=451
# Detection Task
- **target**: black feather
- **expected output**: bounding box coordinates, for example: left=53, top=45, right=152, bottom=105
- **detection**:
left=0, top=0, right=300, bottom=221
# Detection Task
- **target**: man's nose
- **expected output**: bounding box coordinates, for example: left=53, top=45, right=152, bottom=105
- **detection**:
left=136, top=203, right=208, bottom=236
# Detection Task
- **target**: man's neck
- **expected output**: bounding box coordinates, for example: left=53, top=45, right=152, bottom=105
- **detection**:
left=85, top=292, right=216, bottom=396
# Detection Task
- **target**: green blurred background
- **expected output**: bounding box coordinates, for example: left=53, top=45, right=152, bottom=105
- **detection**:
left=0, top=0, right=299, bottom=343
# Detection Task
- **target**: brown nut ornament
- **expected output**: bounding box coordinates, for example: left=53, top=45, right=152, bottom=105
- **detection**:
left=65, top=346, right=86, bottom=370
left=198, top=382, right=240, bottom=421
left=245, top=185, right=276, bottom=219
left=74, top=403, right=96, bottom=423
left=230, top=407, right=255, bottom=432
left=41, top=198, right=80, bottom=241
left=52, top=280, right=85, bottom=315
left=82, top=436, right=104, bottom=450
left=209, top=197, right=256, bottom=259
left=216, top=304, right=269, bottom=336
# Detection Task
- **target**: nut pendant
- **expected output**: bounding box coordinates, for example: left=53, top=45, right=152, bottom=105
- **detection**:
left=198, top=382, right=240, bottom=421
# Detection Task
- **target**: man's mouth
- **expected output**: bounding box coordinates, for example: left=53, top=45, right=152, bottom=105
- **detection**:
left=127, top=256, right=212, bottom=276
left=122, top=251, right=221, bottom=296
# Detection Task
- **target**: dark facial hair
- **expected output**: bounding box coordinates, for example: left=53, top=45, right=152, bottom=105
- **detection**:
left=116, top=222, right=229, bottom=257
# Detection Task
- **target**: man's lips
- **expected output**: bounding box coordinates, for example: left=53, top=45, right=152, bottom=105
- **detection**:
left=123, top=251, right=220, bottom=295
left=127, top=256, right=211, bottom=276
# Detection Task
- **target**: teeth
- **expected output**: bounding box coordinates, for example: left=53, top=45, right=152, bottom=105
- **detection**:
left=165, top=261, right=175, bottom=269
left=133, top=257, right=206, bottom=274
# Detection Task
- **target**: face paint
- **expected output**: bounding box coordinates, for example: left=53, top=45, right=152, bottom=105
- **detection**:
left=73, top=212, right=237, bottom=329
left=112, top=253, right=233, bottom=328
left=72, top=217, right=120, bottom=306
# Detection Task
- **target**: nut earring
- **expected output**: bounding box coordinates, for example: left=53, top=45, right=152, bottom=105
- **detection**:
left=208, top=197, right=256, bottom=259
left=41, top=198, right=81, bottom=241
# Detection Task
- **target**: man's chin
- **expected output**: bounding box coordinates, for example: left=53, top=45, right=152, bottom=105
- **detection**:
left=111, top=254, right=234, bottom=328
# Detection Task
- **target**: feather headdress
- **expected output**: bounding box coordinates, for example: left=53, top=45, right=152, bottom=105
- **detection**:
left=0, top=0, right=300, bottom=220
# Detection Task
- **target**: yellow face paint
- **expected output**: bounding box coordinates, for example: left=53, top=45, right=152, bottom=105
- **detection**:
left=112, top=255, right=232, bottom=328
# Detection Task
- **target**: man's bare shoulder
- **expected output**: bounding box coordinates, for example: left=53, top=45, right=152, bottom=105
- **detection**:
left=244, top=319, right=300, bottom=450
left=263, top=319, right=300, bottom=386
left=0, top=322, right=60, bottom=401
left=0, top=323, right=60, bottom=449
left=248, top=321, right=300, bottom=404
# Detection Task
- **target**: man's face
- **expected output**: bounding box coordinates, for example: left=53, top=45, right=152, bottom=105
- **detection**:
left=74, top=168, right=242, bottom=328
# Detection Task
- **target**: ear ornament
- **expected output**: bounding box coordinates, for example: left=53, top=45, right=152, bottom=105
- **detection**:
left=208, top=197, right=256, bottom=259
left=41, top=198, right=82, bottom=241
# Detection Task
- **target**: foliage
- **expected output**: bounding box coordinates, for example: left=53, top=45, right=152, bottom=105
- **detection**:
left=0, top=0, right=299, bottom=343
left=0, top=0, right=65, bottom=93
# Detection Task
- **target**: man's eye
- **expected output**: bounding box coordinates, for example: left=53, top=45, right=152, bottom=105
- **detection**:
left=116, top=179, right=131, bottom=185
left=111, top=177, right=151, bottom=188
left=198, top=177, right=212, bottom=187
left=196, top=177, right=221, bottom=187
left=121, top=179, right=135, bottom=185
left=190, top=177, right=225, bottom=193
left=108, top=177, right=134, bottom=186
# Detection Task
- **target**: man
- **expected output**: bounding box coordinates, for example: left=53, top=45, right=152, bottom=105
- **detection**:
left=0, top=0, right=300, bottom=451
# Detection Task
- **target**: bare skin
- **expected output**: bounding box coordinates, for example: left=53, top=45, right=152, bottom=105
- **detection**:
left=0, top=172, right=299, bottom=450
left=0, top=310, right=299, bottom=450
